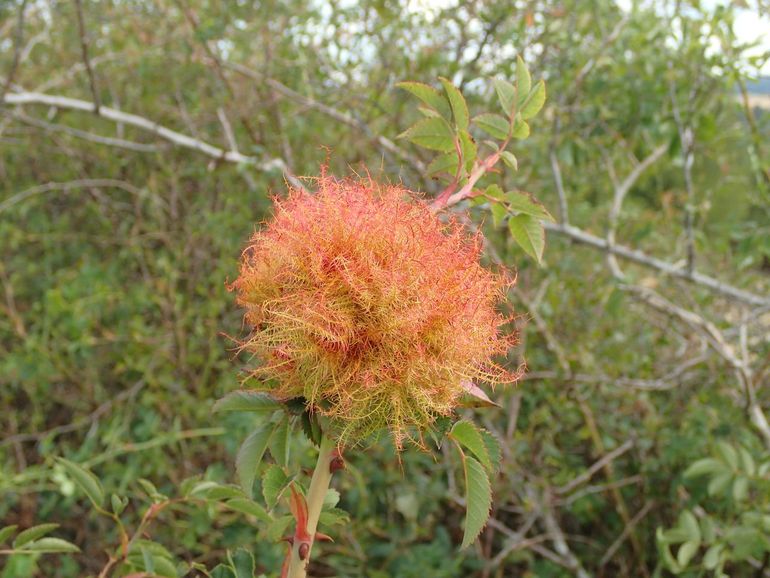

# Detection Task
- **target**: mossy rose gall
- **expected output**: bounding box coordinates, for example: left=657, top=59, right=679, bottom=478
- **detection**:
left=230, top=173, right=520, bottom=446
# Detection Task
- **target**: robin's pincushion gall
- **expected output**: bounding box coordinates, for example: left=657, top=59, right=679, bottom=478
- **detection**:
left=230, top=174, right=519, bottom=446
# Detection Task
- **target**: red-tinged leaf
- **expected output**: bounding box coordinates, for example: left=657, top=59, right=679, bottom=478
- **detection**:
left=289, top=484, right=310, bottom=541
left=459, top=380, right=500, bottom=408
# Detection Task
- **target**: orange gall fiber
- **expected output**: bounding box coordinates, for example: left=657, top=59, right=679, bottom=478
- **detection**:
left=230, top=173, right=520, bottom=446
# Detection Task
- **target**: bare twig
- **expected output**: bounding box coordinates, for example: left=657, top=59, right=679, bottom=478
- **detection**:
left=0, top=178, right=145, bottom=214
left=544, top=221, right=770, bottom=308
left=1, top=377, right=147, bottom=447
left=3, top=90, right=305, bottom=189
left=549, top=138, right=569, bottom=223
left=0, top=0, right=29, bottom=102
left=223, top=61, right=428, bottom=176
left=606, top=144, right=668, bottom=276
left=13, top=110, right=160, bottom=152
left=556, top=439, right=634, bottom=496
left=599, top=500, right=655, bottom=567
left=623, top=284, right=770, bottom=449
left=73, top=0, right=100, bottom=112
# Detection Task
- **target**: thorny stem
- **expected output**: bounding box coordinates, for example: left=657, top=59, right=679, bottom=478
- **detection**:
left=287, top=435, right=337, bottom=578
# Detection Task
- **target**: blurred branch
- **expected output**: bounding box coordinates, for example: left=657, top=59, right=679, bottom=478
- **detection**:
left=73, top=0, right=100, bottom=112
left=173, top=0, right=261, bottom=147
left=555, top=439, right=634, bottom=496
left=13, top=110, right=160, bottom=152
left=222, top=61, right=427, bottom=176
left=538, top=493, right=591, bottom=578
left=0, top=178, right=145, bottom=214
left=0, top=0, right=29, bottom=102
left=599, top=500, right=655, bottom=568
left=549, top=133, right=569, bottom=224
left=3, top=90, right=305, bottom=189
left=606, top=143, right=668, bottom=276
left=544, top=221, right=770, bottom=308
left=622, top=283, right=770, bottom=449
left=0, top=376, right=147, bottom=448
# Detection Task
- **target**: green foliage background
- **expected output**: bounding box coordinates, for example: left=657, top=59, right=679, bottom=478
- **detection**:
left=1, top=0, right=769, bottom=576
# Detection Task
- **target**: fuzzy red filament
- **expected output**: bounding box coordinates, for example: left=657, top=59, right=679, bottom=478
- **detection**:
left=230, top=173, right=519, bottom=446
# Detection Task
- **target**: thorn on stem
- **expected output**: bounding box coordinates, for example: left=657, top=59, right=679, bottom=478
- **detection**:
left=298, top=542, right=310, bottom=560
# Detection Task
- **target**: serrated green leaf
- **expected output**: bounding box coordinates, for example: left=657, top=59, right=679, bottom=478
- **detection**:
left=479, top=429, right=502, bottom=473
left=684, top=458, right=723, bottom=478
left=213, top=390, right=281, bottom=414
left=236, top=422, right=275, bottom=498
left=427, top=152, right=459, bottom=177
left=520, top=80, right=546, bottom=120
left=323, top=488, right=341, bottom=510
left=417, top=105, right=442, bottom=118
left=490, top=202, right=507, bottom=228
left=508, top=214, right=545, bottom=262
left=656, top=527, right=682, bottom=572
left=515, top=56, right=531, bottom=105
left=55, top=458, right=104, bottom=508
left=300, top=410, right=322, bottom=447
left=0, top=525, right=18, bottom=545
left=210, top=564, right=236, bottom=578
left=110, top=494, right=127, bottom=516
left=204, top=485, right=245, bottom=501
left=19, top=538, right=80, bottom=553
left=660, top=527, right=691, bottom=544
left=450, top=421, right=492, bottom=472
left=501, top=151, right=518, bottom=170
left=738, top=446, right=756, bottom=475
left=460, top=456, right=492, bottom=549
left=439, top=77, right=469, bottom=130
left=474, top=113, right=509, bottom=139
left=700, top=515, right=717, bottom=542
left=13, top=524, right=59, bottom=549
left=268, top=415, right=290, bottom=467
left=733, top=476, right=749, bottom=501
left=458, top=130, right=476, bottom=172
left=505, top=191, right=554, bottom=221
left=230, top=548, right=256, bottom=578
left=511, top=116, right=530, bottom=139
left=224, top=498, right=272, bottom=523
left=677, top=540, right=699, bottom=568
left=318, top=507, right=350, bottom=527
left=680, top=511, right=701, bottom=542
left=396, top=81, right=451, bottom=118
left=137, top=478, right=166, bottom=503
left=398, top=117, right=455, bottom=152
left=485, top=184, right=505, bottom=201
left=703, top=543, right=724, bottom=569
left=493, top=78, right=516, bottom=117
left=708, top=471, right=733, bottom=496
left=262, top=465, right=291, bottom=510
left=716, top=441, right=738, bottom=469
left=142, top=545, right=155, bottom=574
left=265, top=515, right=294, bottom=543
